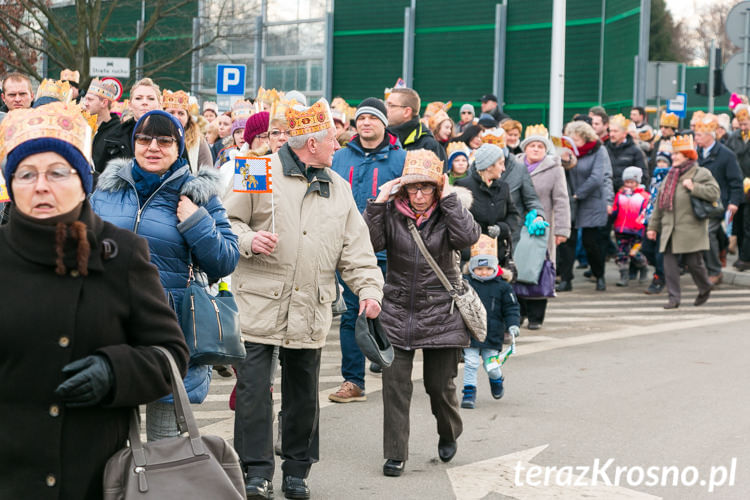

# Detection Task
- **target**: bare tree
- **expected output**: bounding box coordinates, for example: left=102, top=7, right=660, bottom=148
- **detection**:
left=0, top=0, right=241, bottom=89
left=689, top=0, right=739, bottom=66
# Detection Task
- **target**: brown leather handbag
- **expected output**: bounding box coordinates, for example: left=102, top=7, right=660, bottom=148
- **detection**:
left=102, top=346, right=245, bottom=500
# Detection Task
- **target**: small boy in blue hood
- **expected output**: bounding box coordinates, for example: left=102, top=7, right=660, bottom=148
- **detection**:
left=462, top=235, right=520, bottom=409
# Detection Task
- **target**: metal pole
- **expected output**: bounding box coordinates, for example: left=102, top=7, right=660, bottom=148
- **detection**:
left=680, top=63, right=686, bottom=130
left=402, top=7, right=411, bottom=86
left=636, top=0, right=651, bottom=106
left=254, top=15, right=263, bottom=92
left=708, top=39, right=715, bottom=113
left=191, top=17, right=200, bottom=95
left=324, top=9, right=334, bottom=101
left=494, top=2, right=508, bottom=111
left=598, top=0, right=606, bottom=105
left=655, top=62, right=661, bottom=118
left=136, top=0, right=145, bottom=81
left=743, top=10, right=750, bottom=95
left=408, top=0, right=416, bottom=87
left=548, top=0, right=566, bottom=135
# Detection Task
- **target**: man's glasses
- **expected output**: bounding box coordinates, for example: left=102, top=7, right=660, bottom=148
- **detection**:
left=134, top=134, right=178, bottom=148
left=13, top=167, right=79, bottom=185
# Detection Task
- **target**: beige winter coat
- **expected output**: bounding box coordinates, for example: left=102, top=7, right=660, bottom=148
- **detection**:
left=519, top=153, right=571, bottom=265
left=223, top=144, right=384, bottom=348
left=648, top=162, right=720, bottom=254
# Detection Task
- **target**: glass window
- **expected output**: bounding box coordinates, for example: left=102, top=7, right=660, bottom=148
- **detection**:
left=266, top=0, right=326, bottom=22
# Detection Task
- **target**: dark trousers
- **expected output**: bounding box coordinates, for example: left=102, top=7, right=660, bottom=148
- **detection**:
left=704, top=217, right=724, bottom=276
left=733, top=203, right=750, bottom=261
left=663, top=241, right=713, bottom=304
left=519, top=298, right=547, bottom=324
left=338, top=261, right=387, bottom=389
left=641, top=233, right=664, bottom=277
left=557, top=226, right=606, bottom=281
left=382, top=347, right=462, bottom=461
left=234, top=342, right=322, bottom=479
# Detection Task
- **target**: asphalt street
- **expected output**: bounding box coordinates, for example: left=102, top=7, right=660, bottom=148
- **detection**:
left=173, top=265, right=750, bottom=499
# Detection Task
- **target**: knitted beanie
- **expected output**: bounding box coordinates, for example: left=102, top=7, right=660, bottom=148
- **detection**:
left=469, top=253, right=499, bottom=275
left=243, top=111, right=270, bottom=145
left=4, top=137, right=94, bottom=199
left=478, top=113, right=497, bottom=129
left=655, top=151, right=672, bottom=166
left=132, top=110, right=185, bottom=156
left=622, top=166, right=643, bottom=183
left=355, top=98, right=388, bottom=127
left=460, top=103, right=475, bottom=116
left=231, top=117, right=248, bottom=137
left=474, top=144, right=503, bottom=171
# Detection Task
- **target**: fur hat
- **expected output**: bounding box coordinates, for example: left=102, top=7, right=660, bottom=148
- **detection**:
left=474, top=143, right=503, bottom=171
left=622, top=166, right=643, bottom=184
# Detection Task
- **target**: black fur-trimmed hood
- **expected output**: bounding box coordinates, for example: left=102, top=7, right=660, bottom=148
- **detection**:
left=96, top=158, right=222, bottom=205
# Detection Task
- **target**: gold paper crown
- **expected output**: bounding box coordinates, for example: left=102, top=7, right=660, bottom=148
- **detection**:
left=203, top=101, right=218, bottom=112
left=402, top=149, right=444, bottom=186
left=162, top=90, right=190, bottom=111
left=87, top=78, right=119, bottom=101
left=424, top=101, right=452, bottom=118
left=270, top=97, right=298, bottom=123
left=256, top=87, right=281, bottom=105
left=609, top=114, right=631, bottom=130
left=446, top=141, right=470, bottom=158
left=428, top=109, right=451, bottom=132
left=60, top=69, right=80, bottom=83
left=657, top=139, right=673, bottom=153
left=694, top=114, right=718, bottom=133
left=735, top=104, right=750, bottom=121
left=638, top=128, right=654, bottom=142
left=331, top=97, right=355, bottom=123
left=0, top=101, right=93, bottom=163
left=80, top=107, right=99, bottom=135
left=471, top=234, right=498, bottom=258
left=231, top=100, right=254, bottom=120
left=36, top=79, right=73, bottom=103
left=384, top=78, right=407, bottom=100
left=524, top=124, right=549, bottom=139
left=481, top=127, right=506, bottom=148
left=286, top=99, right=333, bottom=137
left=660, top=111, right=679, bottom=129
left=691, top=110, right=706, bottom=124
left=671, top=134, right=695, bottom=153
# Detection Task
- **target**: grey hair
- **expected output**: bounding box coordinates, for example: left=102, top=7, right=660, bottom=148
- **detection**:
left=287, top=128, right=331, bottom=150
left=564, top=120, right=598, bottom=143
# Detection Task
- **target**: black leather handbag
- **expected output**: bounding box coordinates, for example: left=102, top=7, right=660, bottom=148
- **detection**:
left=690, top=195, right=724, bottom=219
left=180, top=266, right=246, bottom=365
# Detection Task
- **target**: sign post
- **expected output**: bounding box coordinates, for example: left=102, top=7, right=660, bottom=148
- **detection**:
left=216, top=64, right=246, bottom=111
left=89, top=57, right=130, bottom=78
left=666, top=92, right=687, bottom=119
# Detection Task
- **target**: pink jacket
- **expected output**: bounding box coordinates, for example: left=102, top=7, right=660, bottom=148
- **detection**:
left=613, top=186, right=650, bottom=235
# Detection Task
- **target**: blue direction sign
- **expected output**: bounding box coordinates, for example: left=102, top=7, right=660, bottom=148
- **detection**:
left=216, top=64, right=246, bottom=95
left=667, top=92, right=687, bottom=118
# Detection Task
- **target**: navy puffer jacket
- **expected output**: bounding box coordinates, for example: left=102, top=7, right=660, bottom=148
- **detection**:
left=90, top=158, right=239, bottom=402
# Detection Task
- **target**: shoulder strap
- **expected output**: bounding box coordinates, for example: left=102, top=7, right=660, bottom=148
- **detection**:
left=407, top=219, right=456, bottom=295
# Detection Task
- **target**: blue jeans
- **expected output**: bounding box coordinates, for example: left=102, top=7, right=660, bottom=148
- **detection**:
left=338, top=260, right=387, bottom=390
left=462, top=347, right=502, bottom=387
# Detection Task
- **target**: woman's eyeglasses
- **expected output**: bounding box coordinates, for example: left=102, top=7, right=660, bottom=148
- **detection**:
left=405, top=184, right=436, bottom=195
left=134, top=134, right=178, bottom=148
left=269, top=130, right=288, bottom=138
left=13, top=167, right=79, bottom=184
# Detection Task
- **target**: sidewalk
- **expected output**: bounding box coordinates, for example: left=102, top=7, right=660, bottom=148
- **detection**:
left=721, top=266, right=750, bottom=287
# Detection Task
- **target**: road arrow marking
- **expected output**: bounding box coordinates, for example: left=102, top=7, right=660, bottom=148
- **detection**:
left=447, top=444, right=661, bottom=499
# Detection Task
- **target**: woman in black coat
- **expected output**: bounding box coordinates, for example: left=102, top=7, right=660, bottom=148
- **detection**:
left=364, top=149, right=480, bottom=478
left=0, top=102, right=189, bottom=500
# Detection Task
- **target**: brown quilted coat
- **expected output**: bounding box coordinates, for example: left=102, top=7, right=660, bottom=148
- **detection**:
left=363, top=191, right=480, bottom=350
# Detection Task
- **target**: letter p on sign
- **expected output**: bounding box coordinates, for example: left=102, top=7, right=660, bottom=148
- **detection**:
left=216, top=64, right=246, bottom=95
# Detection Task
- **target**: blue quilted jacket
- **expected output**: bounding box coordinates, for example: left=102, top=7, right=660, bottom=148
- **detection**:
left=91, top=158, right=240, bottom=403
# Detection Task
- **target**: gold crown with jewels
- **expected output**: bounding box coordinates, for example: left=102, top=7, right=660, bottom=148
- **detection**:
left=286, top=99, right=333, bottom=137
left=162, top=90, right=190, bottom=110
left=35, top=79, right=74, bottom=103
left=481, top=127, right=506, bottom=148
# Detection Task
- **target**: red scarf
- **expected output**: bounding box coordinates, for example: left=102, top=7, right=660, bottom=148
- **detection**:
left=658, top=160, right=694, bottom=212
left=575, top=140, right=598, bottom=158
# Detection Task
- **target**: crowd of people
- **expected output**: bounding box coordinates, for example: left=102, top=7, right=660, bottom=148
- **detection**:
left=1, top=68, right=748, bottom=500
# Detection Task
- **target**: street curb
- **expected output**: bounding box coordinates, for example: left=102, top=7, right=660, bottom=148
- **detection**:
left=722, top=268, right=750, bottom=288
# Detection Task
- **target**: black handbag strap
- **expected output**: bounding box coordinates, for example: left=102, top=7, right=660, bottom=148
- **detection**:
left=127, top=347, right=206, bottom=466
left=407, top=219, right=457, bottom=296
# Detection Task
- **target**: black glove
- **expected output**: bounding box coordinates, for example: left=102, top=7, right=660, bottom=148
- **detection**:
left=54, top=355, right=114, bottom=408
left=487, top=224, right=501, bottom=239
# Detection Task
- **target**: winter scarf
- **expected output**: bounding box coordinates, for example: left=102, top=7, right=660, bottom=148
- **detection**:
left=132, top=157, right=187, bottom=206
left=395, top=196, right=438, bottom=228
left=524, top=156, right=543, bottom=173
left=575, top=140, right=599, bottom=158
left=658, top=160, right=694, bottom=212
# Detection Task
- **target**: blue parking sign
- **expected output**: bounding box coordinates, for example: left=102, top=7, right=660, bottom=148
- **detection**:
left=216, top=64, right=246, bottom=95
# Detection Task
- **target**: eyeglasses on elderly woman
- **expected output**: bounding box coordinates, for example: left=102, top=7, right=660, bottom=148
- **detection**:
left=405, top=184, right=436, bottom=195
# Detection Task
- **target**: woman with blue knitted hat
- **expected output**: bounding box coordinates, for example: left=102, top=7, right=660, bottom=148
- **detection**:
left=91, top=109, right=239, bottom=441
left=0, top=102, right=190, bottom=498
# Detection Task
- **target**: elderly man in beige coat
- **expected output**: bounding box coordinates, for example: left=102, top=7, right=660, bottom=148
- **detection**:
left=224, top=99, right=384, bottom=500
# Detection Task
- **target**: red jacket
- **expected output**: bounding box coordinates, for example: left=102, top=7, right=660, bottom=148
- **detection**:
left=612, top=186, right=650, bottom=235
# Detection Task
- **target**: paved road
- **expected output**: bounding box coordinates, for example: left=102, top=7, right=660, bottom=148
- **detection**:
left=171, top=266, right=750, bottom=499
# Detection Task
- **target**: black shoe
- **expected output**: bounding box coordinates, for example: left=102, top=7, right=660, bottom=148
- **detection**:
left=734, top=259, right=750, bottom=272
left=596, top=277, right=606, bottom=291
left=527, top=322, right=541, bottom=330
left=556, top=280, right=572, bottom=292
left=645, top=276, right=664, bottom=295
left=281, top=475, right=309, bottom=499
left=369, top=362, right=382, bottom=374
left=215, top=365, right=233, bottom=378
left=245, top=476, right=274, bottom=499
left=694, top=288, right=711, bottom=306
left=383, top=459, right=405, bottom=477
left=576, top=263, right=589, bottom=269
left=583, top=270, right=593, bottom=278
left=663, top=301, right=680, bottom=310
left=438, top=438, right=457, bottom=463
left=639, top=266, right=649, bottom=283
